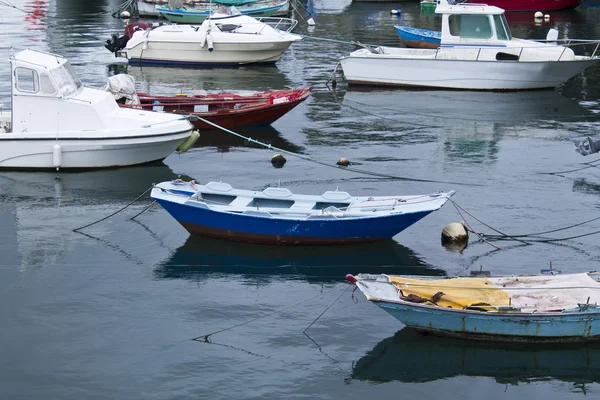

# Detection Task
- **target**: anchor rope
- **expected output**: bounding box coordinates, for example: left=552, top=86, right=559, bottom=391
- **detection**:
left=192, top=285, right=341, bottom=342
left=303, top=284, right=351, bottom=334
left=450, top=199, right=600, bottom=245
left=72, top=187, right=152, bottom=232
left=539, top=157, right=600, bottom=175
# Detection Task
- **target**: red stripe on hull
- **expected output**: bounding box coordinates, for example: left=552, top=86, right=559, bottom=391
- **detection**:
left=180, top=222, right=387, bottom=246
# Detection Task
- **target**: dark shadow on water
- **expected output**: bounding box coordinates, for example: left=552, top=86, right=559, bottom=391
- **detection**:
left=154, top=235, right=446, bottom=284
left=351, top=328, right=600, bottom=386
left=194, top=126, right=304, bottom=153
left=572, top=177, right=600, bottom=195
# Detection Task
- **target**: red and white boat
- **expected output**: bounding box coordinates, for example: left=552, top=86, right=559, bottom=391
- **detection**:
left=123, top=87, right=312, bottom=130
left=466, top=0, right=582, bottom=12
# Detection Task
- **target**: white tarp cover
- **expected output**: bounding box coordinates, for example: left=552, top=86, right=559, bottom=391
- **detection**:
left=103, top=74, right=140, bottom=105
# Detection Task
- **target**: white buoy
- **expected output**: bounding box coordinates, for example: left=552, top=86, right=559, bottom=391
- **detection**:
left=207, top=33, right=214, bottom=52
left=307, top=18, right=315, bottom=26
left=441, top=222, right=469, bottom=244
left=52, top=143, right=62, bottom=170
left=390, top=9, right=401, bottom=15
left=544, top=14, right=550, bottom=21
left=534, top=11, right=543, bottom=19
left=121, top=11, right=131, bottom=19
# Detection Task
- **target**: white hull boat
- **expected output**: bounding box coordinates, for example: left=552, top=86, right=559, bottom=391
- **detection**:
left=339, top=0, right=600, bottom=90
left=109, top=11, right=301, bottom=67
left=0, top=49, right=195, bottom=170
left=341, top=50, right=597, bottom=90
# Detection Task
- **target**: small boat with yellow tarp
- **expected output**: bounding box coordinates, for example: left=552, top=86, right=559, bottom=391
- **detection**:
left=347, top=272, right=600, bottom=343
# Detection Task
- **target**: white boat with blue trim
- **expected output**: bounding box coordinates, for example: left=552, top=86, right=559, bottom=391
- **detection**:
left=348, top=272, right=600, bottom=342
left=150, top=179, right=455, bottom=245
left=0, top=49, right=194, bottom=170
left=339, top=0, right=600, bottom=90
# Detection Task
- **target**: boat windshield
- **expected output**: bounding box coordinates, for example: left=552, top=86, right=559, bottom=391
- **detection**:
left=448, top=14, right=493, bottom=39
left=49, top=61, right=82, bottom=97
left=493, top=14, right=512, bottom=41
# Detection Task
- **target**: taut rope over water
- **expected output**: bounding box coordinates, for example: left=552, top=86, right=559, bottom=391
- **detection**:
left=192, top=286, right=341, bottom=343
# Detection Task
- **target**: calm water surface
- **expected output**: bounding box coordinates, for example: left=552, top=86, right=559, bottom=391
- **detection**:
left=2, top=0, right=600, bottom=398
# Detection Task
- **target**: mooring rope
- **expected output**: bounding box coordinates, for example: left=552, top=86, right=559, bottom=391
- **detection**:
left=451, top=199, right=600, bottom=245
left=192, top=286, right=341, bottom=343
left=72, top=187, right=152, bottom=232
left=192, top=115, right=483, bottom=187
left=539, top=157, right=600, bottom=175
left=303, top=284, right=351, bottom=334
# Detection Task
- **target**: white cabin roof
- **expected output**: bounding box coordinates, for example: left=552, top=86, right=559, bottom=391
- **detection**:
left=436, top=2, right=505, bottom=16
left=10, top=49, right=68, bottom=69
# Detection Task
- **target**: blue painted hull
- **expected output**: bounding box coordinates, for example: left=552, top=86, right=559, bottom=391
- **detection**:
left=394, top=25, right=441, bottom=49
left=154, top=198, right=434, bottom=245
left=376, top=301, right=600, bottom=342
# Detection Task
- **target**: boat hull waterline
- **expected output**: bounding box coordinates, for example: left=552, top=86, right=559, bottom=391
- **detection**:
left=340, top=54, right=596, bottom=90
left=0, top=130, right=191, bottom=169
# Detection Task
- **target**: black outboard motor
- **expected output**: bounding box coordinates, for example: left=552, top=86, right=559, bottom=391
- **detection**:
left=104, top=22, right=152, bottom=56
left=576, top=137, right=600, bottom=156
left=104, top=33, right=129, bottom=55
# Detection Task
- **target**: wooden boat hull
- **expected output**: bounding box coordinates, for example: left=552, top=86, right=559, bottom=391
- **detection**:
left=394, top=25, right=440, bottom=49
left=466, top=0, right=582, bottom=11
left=131, top=87, right=311, bottom=130
left=151, top=181, right=454, bottom=245
left=340, top=49, right=597, bottom=90
left=154, top=199, right=436, bottom=245
left=375, top=300, right=600, bottom=342
left=351, top=273, right=600, bottom=343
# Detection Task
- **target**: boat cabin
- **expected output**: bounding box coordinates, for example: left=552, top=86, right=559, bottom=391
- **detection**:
left=435, top=0, right=513, bottom=46
left=4, top=49, right=119, bottom=134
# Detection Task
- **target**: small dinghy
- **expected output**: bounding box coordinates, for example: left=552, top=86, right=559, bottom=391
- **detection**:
left=156, top=0, right=289, bottom=24
left=105, top=74, right=311, bottom=130
left=348, top=272, right=600, bottom=342
left=0, top=49, right=194, bottom=170
left=151, top=180, right=455, bottom=245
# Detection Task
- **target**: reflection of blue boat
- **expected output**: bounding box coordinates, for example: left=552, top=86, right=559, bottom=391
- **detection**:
left=151, top=180, right=454, bottom=245
left=351, top=329, right=600, bottom=384
left=155, top=235, right=447, bottom=283
left=350, top=273, right=600, bottom=343
left=394, top=25, right=440, bottom=49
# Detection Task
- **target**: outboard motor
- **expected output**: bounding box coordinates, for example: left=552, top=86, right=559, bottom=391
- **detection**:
left=104, top=22, right=152, bottom=55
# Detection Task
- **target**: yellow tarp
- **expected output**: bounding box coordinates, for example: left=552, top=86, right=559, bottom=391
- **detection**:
left=388, top=276, right=511, bottom=310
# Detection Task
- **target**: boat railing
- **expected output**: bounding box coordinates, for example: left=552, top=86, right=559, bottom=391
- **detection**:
left=435, top=39, right=600, bottom=61
left=254, top=17, right=298, bottom=34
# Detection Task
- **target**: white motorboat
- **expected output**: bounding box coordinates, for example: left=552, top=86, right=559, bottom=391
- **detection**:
left=107, top=8, right=302, bottom=67
left=0, top=49, right=195, bottom=170
left=339, top=0, right=600, bottom=90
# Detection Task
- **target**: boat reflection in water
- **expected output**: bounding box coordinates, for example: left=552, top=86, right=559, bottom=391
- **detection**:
left=194, top=126, right=304, bottom=154
left=107, top=63, right=292, bottom=94
left=351, top=329, right=600, bottom=385
left=154, top=235, right=446, bottom=284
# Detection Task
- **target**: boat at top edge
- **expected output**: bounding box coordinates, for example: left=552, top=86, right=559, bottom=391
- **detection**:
left=465, top=0, right=582, bottom=12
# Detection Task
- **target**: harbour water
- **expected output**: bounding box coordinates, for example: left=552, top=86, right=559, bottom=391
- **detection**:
left=2, top=0, right=600, bottom=398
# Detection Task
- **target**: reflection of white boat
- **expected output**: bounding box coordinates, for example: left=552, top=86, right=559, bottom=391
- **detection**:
left=109, top=10, right=301, bottom=67
left=339, top=0, right=599, bottom=90
left=0, top=49, right=194, bottom=170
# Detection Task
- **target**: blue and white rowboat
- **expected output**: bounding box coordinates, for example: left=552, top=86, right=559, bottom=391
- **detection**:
left=348, top=272, right=600, bottom=343
left=394, top=25, right=441, bottom=49
left=150, top=180, right=455, bottom=245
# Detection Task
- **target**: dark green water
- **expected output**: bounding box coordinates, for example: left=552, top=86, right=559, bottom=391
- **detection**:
left=2, top=0, right=600, bottom=398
